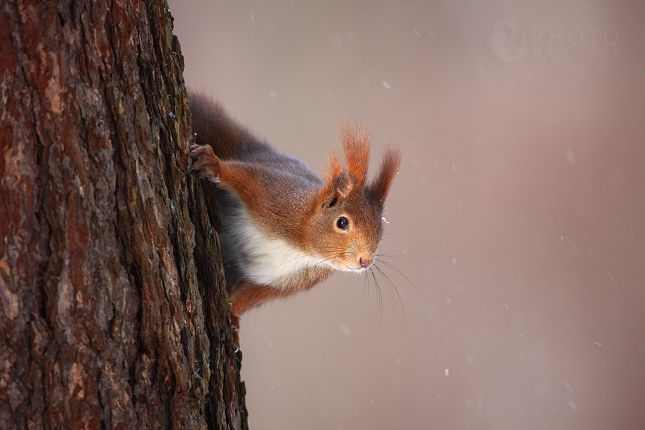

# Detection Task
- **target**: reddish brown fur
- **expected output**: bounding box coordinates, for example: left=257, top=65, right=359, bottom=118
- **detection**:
left=317, top=122, right=400, bottom=207
left=229, top=282, right=286, bottom=318
left=340, top=122, right=371, bottom=192
left=321, top=150, right=343, bottom=199
left=369, top=144, right=401, bottom=203
left=188, top=91, right=401, bottom=346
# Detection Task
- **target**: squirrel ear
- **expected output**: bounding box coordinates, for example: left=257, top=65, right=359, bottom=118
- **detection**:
left=318, top=150, right=351, bottom=208
left=324, top=190, right=341, bottom=208
left=340, top=122, right=370, bottom=191
left=369, top=145, right=401, bottom=202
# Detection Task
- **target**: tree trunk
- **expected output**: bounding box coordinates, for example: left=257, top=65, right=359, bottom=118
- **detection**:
left=0, top=1, right=248, bottom=429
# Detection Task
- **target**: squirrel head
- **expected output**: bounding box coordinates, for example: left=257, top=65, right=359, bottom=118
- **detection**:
left=306, top=122, right=401, bottom=272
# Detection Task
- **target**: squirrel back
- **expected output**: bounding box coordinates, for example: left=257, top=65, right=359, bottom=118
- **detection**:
left=188, top=91, right=401, bottom=342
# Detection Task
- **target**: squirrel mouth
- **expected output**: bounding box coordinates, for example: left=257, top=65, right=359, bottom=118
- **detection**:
left=340, top=263, right=369, bottom=273
left=337, top=256, right=375, bottom=272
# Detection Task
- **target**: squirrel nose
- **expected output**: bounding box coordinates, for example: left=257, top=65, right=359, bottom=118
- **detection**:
left=359, top=256, right=373, bottom=268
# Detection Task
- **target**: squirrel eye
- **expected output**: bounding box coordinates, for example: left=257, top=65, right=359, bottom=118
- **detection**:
left=336, top=216, right=349, bottom=230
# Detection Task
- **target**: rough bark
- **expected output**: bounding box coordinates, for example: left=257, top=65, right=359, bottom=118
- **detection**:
left=0, top=1, right=247, bottom=429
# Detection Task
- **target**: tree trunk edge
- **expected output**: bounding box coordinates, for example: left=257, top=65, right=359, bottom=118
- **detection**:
left=0, top=0, right=249, bottom=428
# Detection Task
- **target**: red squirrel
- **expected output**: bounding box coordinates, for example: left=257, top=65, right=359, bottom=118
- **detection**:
left=188, top=92, right=401, bottom=345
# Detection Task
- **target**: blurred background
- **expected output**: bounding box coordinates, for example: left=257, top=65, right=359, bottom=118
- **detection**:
left=168, top=1, right=645, bottom=429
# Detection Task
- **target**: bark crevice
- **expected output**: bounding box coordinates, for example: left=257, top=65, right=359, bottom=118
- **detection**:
left=0, top=1, right=248, bottom=429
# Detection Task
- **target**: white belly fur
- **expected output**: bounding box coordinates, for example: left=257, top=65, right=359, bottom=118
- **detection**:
left=218, top=194, right=330, bottom=288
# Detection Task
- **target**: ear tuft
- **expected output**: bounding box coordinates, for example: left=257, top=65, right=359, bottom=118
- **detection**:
left=322, top=150, right=342, bottom=192
left=369, top=145, right=401, bottom=202
left=340, top=122, right=370, bottom=191
left=317, top=123, right=398, bottom=209
left=317, top=150, right=349, bottom=209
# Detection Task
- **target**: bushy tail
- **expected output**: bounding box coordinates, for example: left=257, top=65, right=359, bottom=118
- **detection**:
left=188, top=90, right=270, bottom=160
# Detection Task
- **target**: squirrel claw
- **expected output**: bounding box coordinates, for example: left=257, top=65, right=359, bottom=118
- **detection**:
left=189, top=144, right=221, bottom=181
left=189, top=143, right=214, bottom=158
left=197, top=168, right=219, bottom=182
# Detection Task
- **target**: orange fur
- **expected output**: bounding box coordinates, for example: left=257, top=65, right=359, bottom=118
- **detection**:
left=188, top=91, right=401, bottom=347
left=340, top=122, right=371, bottom=192
left=369, top=144, right=402, bottom=202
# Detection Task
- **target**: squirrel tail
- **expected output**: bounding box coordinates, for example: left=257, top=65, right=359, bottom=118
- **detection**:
left=188, top=90, right=270, bottom=160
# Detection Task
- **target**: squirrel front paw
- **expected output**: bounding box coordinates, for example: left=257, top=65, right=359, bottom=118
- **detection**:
left=189, top=144, right=222, bottom=183
left=231, top=313, right=241, bottom=351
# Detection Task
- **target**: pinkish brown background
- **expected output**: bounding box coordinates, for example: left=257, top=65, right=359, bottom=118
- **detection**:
left=168, top=1, right=645, bottom=429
